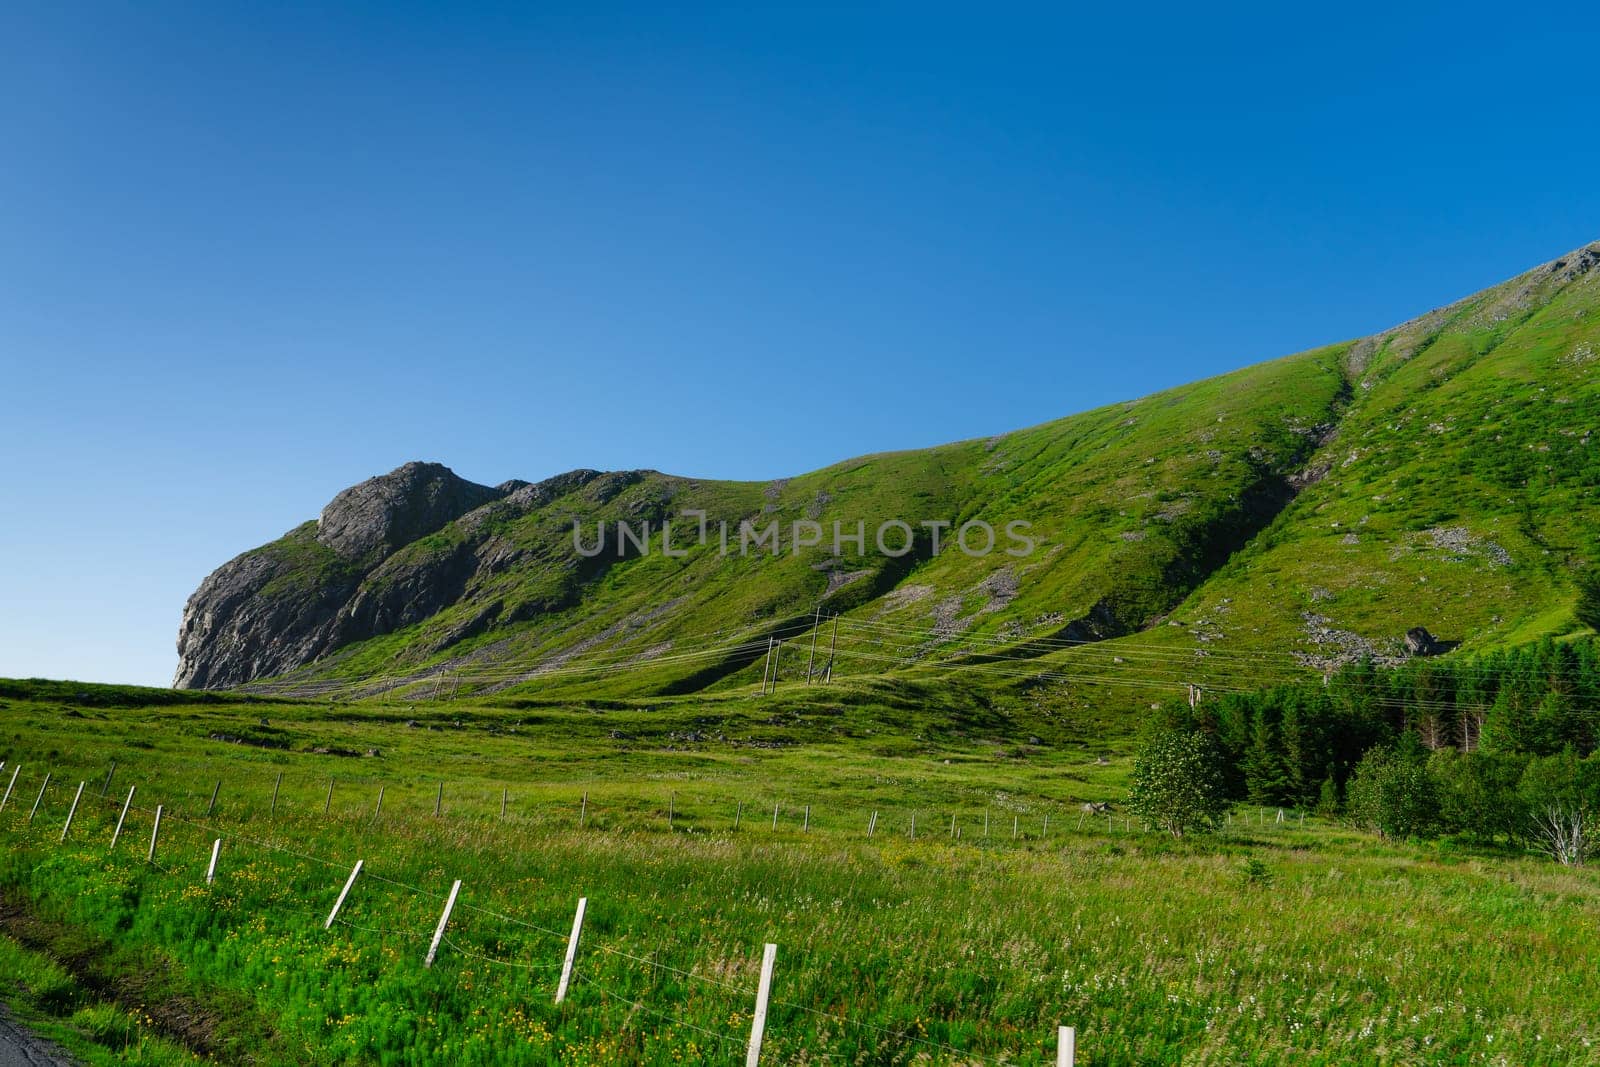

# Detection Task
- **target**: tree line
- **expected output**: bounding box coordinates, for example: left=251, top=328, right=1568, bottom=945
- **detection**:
left=1139, top=636, right=1600, bottom=861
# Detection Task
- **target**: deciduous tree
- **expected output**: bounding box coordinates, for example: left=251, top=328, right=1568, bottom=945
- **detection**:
left=1128, top=729, right=1230, bottom=838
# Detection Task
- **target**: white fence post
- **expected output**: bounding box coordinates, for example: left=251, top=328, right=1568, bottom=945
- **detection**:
left=326, top=860, right=364, bottom=929
left=745, top=942, right=778, bottom=1067
left=148, top=804, right=163, bottom=863
left=206, top=838, right=222, bottom=884
left=1057, top=1025, right=1076, bottom=1066
left=110, top=785, right=136, bottom=850
left=555, top=897, right=588, bottom=1003
left=61, top=781, right=86, bottom=841
left=0, top=765, right=18, bottom=811
left=28, top=773, right=52, bottom=823
left=424, top=879, right=462, bottom=968
left=374, top=786, right=384, bottom=819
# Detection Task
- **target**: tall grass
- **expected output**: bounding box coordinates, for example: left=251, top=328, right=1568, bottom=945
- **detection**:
left=2, top=691, right=1598, bottom=1063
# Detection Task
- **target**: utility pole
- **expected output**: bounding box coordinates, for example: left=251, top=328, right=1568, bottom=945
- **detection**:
left=760, top=637, right=774, bottom=694
left=805, top=605, right=821, bottom=684
left=825, top=613, right=839, bottom=683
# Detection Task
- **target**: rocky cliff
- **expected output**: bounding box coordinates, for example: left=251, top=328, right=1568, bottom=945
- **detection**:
left=176, top=462, right=531, bottom=688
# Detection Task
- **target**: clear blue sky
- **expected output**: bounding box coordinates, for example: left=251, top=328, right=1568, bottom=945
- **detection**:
left=3, top=3, right=1598, bottom=686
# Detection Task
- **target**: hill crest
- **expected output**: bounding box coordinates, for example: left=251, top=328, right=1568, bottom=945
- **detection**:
left=176, top=239, right=1600, bottom=701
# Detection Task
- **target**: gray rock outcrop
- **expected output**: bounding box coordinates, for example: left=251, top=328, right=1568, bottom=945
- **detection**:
left=174, top=463, right=628, bottom=689
left=176, top=463, right=506, bottom=688
left=316, top=461, right=504, bottom=563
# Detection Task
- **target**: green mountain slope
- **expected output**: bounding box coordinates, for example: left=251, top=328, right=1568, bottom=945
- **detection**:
left=177, top=241, right=1600, bottom=708
left=1113, top=242, right=1600, bottom=687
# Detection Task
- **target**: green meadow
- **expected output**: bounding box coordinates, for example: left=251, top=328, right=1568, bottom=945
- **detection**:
left=2, top=680, right=1597, bottom=1065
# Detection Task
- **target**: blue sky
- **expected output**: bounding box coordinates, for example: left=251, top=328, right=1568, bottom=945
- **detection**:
left=3, top=3, right=1598, bottom=686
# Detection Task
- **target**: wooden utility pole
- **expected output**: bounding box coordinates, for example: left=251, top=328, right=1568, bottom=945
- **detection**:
left=825, top=614, right=839, bottom=683
left=760, top=637, right=774, bottom=694
left=805, top=605, right=820, bottom=684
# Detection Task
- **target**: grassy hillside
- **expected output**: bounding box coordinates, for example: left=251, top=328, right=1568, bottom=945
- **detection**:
left=190, top=242, right=1600, bottom=711
left=1102, top=243, right=1600, bottom=697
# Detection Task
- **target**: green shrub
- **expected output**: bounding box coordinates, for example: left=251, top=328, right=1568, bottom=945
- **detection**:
left=1127, top=729, right=1230, bottom=838
left=1239, top=857, right=1273, bottom=888
left=1346, top=736, right=1440, bottom=840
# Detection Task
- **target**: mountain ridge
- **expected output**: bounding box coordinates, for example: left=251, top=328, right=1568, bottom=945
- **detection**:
left=176, top=239, right=1600, bottom=702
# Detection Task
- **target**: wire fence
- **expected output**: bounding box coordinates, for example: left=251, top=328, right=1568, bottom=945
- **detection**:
left=0, top=759, right=1098, bottom=1064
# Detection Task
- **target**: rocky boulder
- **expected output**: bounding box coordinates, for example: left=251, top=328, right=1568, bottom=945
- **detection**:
left=1404, top=626, right=1440, bottom=656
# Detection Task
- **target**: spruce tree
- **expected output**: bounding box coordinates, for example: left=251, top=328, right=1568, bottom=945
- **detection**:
left=1576, top=567, right=1600, bottom=633
left=1243, top=707, right=1289, bottom=805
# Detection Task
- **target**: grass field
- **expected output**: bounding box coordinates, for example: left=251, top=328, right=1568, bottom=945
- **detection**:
left=2, top=680, right=1598, bottom=1065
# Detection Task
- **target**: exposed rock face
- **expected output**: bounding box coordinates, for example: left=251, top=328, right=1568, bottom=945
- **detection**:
left=316, top=462, right=504, bottom=562
left=173, top=528, right=360, bottom=689
left=176, top=463, right=520, bottom=689
left=175, top=463, right=624, bottom=689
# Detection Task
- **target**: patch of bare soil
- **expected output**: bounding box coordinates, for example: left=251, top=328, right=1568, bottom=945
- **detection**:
left=0, top=892, right=281, bottom=1063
